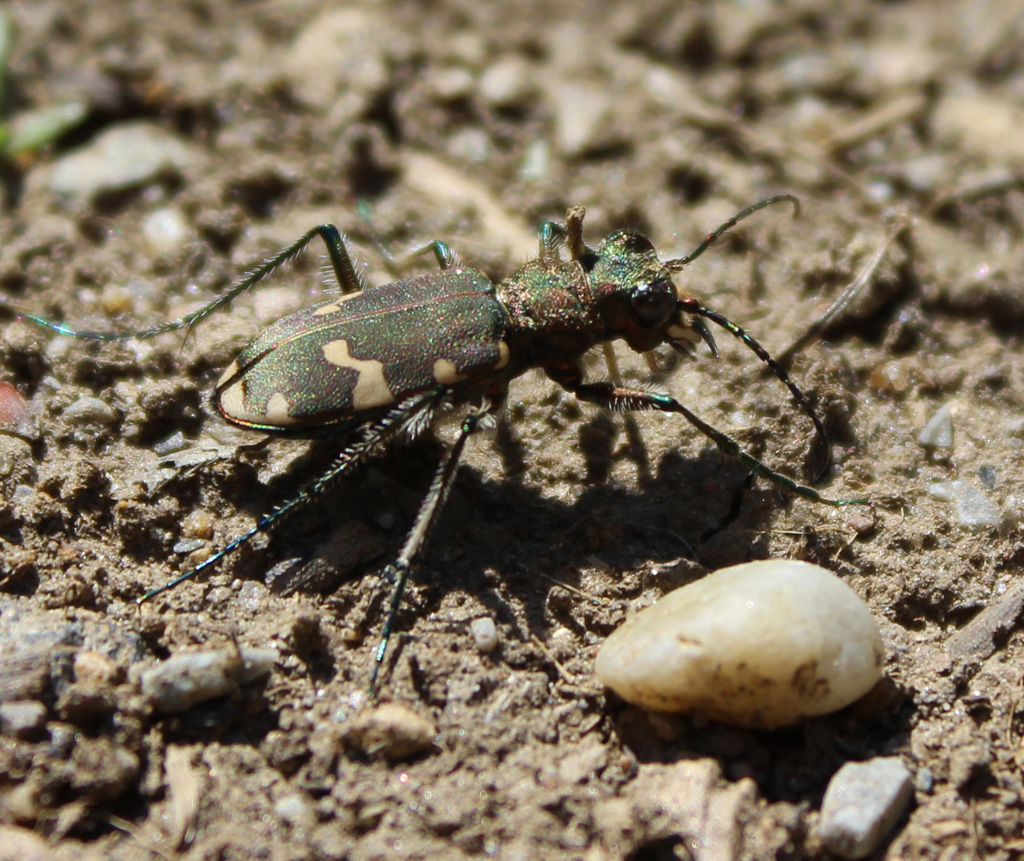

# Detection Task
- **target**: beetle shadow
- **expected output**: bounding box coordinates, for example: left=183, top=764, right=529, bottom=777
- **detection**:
left=256, top=421, right=796, bottom=583
left=224, top=419, right=843, bottom=688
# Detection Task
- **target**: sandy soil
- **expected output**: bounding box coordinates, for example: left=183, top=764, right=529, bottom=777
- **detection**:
left=2, top=0, right=1024, bottom=858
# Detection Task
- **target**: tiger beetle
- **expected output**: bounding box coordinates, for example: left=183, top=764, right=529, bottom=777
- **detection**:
left=16, top=195, right=864, bottom=693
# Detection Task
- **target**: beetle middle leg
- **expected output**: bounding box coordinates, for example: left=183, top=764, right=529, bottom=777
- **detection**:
left=373, top=238, right=459, bottom=272
left=354, top=202, right=461, bottom=273
left=370, top=396, right=502, bottom=694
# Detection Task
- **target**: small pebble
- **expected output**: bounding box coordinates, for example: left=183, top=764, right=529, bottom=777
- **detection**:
left=47, top=121, right=200, bottom=199
left=446, top=127, right=490, bottom=163
left=545, top=81, right=611, bottom=156
left=978, top=465, right=997, bottom=490
left=0, top=382, right=34, bottom=436
left=925, top=479, right=1001, bottom=530
left=274, top=792, right=316, bottom=831
left=0, top=436, right=34, bottom=484
left=818, top=757, right=914, bottom=859
left=470, top=616, right=499, bottom=653
left=283, top=8, right=388, bottom=118
left=519, top=138, right=550, bottom=181
left=139, top=646, right=278, bottom=714
left=594, top=560, right=884, bottom=728
left=478, top=56, right=534, bottom=108
left=142, top=206, right=189, bottom=255
left=62, top=396, right=119, bottom=425
left=0, top=700, right=47, bottom=737
left=867, top=357, right=919, bottom=394
left=73, top=650, right=120, bottom=687
left=918, top=403, right=954, bottom=450
left=426, top=65, right=475, bottom=101
left=152, top=430, right=188, bottom=456
left=342, top=703, right=436, bottom=761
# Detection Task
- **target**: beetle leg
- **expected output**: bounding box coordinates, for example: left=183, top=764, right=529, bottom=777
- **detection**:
left=364, top=237, right=460, bottom=275
left=537, top=205, right=592, bottom=267
left=355, top=200, right=460, bottom=272
left=370, top=398, right=500, bottom=695
left=393, top=239, right=458, bottom=271
left=140, top=389, right=445, bottom=602
left=545, top=364, right=865, bottom=508
left=9, top=224, right=362, bottom=341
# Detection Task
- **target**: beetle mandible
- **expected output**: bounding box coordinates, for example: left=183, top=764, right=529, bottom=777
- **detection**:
left=18, top=196, right=863, bottom=692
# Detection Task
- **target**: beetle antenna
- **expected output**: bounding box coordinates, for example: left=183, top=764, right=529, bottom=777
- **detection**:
left=678, top=297, right=832, bottom=482
left=664, top=194, right=799, bottom=270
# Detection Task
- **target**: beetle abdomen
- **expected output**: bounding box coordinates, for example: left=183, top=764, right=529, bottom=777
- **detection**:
left=215, top=269, right=512, bottom=434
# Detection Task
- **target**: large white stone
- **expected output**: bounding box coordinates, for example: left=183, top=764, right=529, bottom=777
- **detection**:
left=595, top=560, right=884, bottom=727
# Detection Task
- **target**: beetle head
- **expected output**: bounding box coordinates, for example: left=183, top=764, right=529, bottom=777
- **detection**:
left=590, top=230, right=718, bottom=357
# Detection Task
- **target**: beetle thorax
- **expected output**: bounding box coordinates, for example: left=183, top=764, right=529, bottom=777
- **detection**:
left=497, top=259, right=606, bottom=362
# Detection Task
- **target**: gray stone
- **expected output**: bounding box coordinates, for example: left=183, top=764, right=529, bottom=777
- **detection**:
left=925, top=479, right=1001, bottom=529
left=48, top=122, right=200, bottom=199
left=918, top=403, right=954, bottom=449
left=818, top=757, right=914, bottom=859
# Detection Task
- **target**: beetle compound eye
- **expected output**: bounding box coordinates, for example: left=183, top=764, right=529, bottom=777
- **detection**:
left=602, top=230, right=656, bottom=257
left=631, top=279, right=676, bottom=326
left=620, top=233, right=655, bottom=255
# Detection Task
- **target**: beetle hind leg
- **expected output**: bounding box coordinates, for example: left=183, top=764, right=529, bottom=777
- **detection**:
left=370, top=398, right=500, bottom=695
left=139, top=389, right=444, bottom=602
left=7, top=223, right=363, bottom=341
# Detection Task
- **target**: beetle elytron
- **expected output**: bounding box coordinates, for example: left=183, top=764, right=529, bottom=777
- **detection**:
left=18, top=196, right=862, bottom=691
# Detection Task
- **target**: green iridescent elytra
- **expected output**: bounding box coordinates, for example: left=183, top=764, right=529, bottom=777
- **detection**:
left=216, top=269, right=513, bottom=435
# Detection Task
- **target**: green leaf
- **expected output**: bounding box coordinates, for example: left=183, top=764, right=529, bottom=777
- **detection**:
left=5, top=101, right=88, bottom=156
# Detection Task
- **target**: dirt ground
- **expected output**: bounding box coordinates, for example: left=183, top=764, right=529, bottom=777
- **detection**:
left=2, top=0, right=1024, bottom=858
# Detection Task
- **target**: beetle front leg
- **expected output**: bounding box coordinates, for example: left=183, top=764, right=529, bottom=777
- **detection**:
left=370, top=398, right=500, bottom=694
left=546, top=364, right=864, bottom=508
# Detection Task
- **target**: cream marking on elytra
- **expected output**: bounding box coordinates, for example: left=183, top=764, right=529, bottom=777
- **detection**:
left=322, top=339, right=394, bottom=409
left=265, top=392, right=296, bottom=425
left=432, top=358, right=467, bottom=384
left=494, top=341, right=510, bottom=370
left=216, top=359, right=241, bottom=388
left=312, top=292, right=363, bottom=316
left=218, top=380, right=250, bottom=422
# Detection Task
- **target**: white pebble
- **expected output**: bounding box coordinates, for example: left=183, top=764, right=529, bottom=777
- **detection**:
left=478, top=56, right=534, bottom=108
left=139, top=646, right=278, bottom=714
left=283, top=9, right=388, bottom=117
left=0, top=700, right=47, bottom=737
left=142, top=206, right=189, bottom=255
left=918, top=403, right=954, bottom=450
left=818, top=757, right=914, bottom=859
left=47, top=122, right=200, bottom=199
left=470, top=616, right=499, bottom=653
left=925, top=479, right=1001, bottom=530
left=594, top=560, right=884, bottom=728
left=62, top=396, right=119, bottom=425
